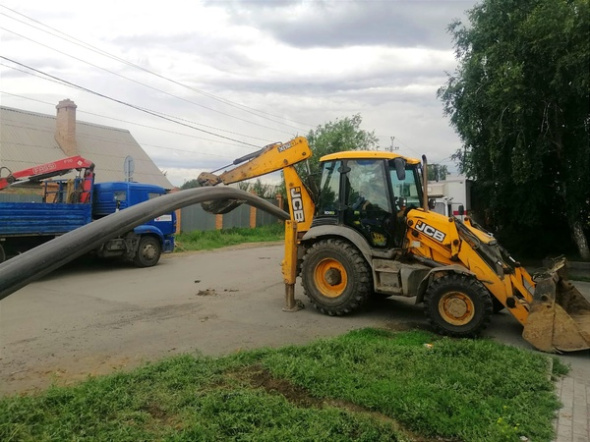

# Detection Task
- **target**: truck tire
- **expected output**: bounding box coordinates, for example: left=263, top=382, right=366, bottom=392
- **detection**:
left=423, top=273, right=493, bottom=337
left=133, top=236, right=161, bottom=268
left=302, top=239, right=372, bottom=316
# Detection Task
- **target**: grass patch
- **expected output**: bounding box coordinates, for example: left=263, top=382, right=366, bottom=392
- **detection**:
left=175, top=224, right=284, bottom=252
left=0, top=329, right=563, bottom=442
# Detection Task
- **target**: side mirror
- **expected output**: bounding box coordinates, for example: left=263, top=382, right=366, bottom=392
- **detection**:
left=393, top=158, right=406, bottom=181
left=458, top=205, right=465, bottom=216
left=428, top=198, right=436, bottom=210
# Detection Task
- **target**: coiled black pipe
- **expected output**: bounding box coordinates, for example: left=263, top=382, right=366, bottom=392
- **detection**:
left=0, top=187, right=290, bottom=301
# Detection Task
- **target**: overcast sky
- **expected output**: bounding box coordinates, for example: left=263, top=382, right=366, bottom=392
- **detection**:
left=0, top=0, right=478, bottom=187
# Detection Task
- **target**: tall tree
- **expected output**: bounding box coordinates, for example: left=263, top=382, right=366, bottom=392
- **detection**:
left=299, top=114, right=379, bottom=189
left=427, top=164, right=449, bottom=182
left=439, top=0, right=590, bottom=258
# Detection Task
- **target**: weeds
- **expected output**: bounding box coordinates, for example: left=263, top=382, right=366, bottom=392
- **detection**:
left=0, top=329, right=563, bottom=442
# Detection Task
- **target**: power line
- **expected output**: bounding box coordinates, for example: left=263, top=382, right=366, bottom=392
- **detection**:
left=0, top=6, right=312, bottom=130
left=1, top=91, right=276, bottom=169
left=0, top=26, right=299, bottom=137
left=0, top=92, right=250, bottom=168
left=0, top=87, right=270, bottom=145
left=0, top=57, right=266, bottom=148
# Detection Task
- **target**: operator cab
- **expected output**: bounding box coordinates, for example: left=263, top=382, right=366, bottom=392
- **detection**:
left=314, top=151, right=423, bottom=249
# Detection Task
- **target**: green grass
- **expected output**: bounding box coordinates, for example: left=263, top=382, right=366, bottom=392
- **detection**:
left=0, top=329, right=566, bottom=442
left=175, top=224, right=284, bottom=252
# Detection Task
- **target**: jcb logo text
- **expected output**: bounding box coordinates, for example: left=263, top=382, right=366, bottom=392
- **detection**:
left=290, top=187, right=305, bottom=223
left=415, top=221, right=446, bottom=242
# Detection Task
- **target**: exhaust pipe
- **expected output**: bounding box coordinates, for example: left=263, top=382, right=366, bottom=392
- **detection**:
left=422, top=155, right=429, bottom=211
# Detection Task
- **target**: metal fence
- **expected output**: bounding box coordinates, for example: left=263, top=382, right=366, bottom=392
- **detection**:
left=179, top=198, right=282, bottom=232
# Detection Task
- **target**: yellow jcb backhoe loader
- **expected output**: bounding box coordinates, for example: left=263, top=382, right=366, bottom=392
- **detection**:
left=198, top=136, right=590, bottom=353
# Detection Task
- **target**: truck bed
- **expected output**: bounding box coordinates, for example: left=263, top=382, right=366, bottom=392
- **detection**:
left=0, top=202, right=92, bottom=236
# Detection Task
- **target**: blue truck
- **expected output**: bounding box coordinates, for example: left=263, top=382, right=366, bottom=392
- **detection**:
left=0, top=156, right=175, bottom=266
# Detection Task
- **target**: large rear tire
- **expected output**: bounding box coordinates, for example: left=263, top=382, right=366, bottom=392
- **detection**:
left=302, top=239, right=372, bottom=316
left=133, top=236, right=161, bottom=268
left=423, top=273, right=493, bottom=337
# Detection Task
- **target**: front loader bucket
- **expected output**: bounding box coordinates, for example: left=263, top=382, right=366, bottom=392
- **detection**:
left=523, top=260, right=590, bottom=353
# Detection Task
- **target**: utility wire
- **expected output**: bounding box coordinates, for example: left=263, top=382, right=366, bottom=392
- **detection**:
left=1, top=26, right=296, bottom=138
left=1, top=92, right=248, bottom=164
left=0, top=82, right=270, bottom=146
left=0, top=6, right=312, bottom=130
left=0, top=92, right=261, bottom=163
left=1, top=56, right=262, bottom=148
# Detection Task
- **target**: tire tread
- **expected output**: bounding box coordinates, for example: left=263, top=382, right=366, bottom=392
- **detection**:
left=423, top=273, right=493, bottom=337
left=302, top=239, right=371, bottom=316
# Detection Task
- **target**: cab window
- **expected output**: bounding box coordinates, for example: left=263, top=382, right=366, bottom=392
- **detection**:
left=346, top=160, right=391, bottom=213
left=317, top=160, right=341, bottom=215
left=389, top=161, right=422, bottom=210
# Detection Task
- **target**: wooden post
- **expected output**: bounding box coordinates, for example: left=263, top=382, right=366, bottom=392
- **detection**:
left=215, top=214, right=223, bottom=230
left=249, top=190, right=257, bottom=228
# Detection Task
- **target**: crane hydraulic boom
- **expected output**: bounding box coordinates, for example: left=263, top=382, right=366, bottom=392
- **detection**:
left=0, top=156, right=95, bottom=191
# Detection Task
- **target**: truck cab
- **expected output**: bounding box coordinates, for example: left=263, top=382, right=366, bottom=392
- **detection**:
left=92, top=182, right=176, bottom=266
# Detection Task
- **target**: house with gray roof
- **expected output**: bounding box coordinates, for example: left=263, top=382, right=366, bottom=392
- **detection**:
left=0, top=99, right=172, bottom=189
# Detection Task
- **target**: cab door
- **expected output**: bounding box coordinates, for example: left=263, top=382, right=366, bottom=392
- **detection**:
left=341, top=159, right=397, bottom=248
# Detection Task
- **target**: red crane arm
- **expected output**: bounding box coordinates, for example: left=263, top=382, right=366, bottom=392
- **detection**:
left=0, top=156, right=95, bottom=190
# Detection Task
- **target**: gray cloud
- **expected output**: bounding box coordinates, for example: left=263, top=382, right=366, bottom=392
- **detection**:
left=214, top=0, right=474, bottom=49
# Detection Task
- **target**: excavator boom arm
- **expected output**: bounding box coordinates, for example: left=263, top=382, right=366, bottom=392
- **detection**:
left=200, top=137, right=311, bottom=186
left=198, top=136, right=315, bottom=232
left=197, top=136, right=315, bottom=311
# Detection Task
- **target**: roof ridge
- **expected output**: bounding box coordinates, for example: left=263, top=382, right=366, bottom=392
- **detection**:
left=1, top=106, right=130, bottom=133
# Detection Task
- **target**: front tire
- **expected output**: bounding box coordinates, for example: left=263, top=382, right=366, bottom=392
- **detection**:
left=302, top=239, right=372, bottom=316
left=133, top=236, right=162, bottom=268
left=423, top=273, right=492, bottom=337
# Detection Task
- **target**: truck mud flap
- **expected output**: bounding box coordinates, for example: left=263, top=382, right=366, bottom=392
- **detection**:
left=523, top=269, right=590, bottom=353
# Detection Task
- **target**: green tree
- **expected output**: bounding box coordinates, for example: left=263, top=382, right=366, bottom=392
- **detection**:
left=236, top=179, right=274, bottom=198
left=297, top=114, right=379, bottom=190
left=439, top=0, right=590, bottom=258
left=427, top=164, right=449, bottom=182
left=180, top=179, right=201, bottom=189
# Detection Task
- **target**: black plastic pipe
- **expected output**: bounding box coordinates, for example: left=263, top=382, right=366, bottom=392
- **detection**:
left=0, top=187, right=290, bottom=301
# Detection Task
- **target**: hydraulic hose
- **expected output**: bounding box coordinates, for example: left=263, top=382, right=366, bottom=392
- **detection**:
left=0, top=187, right=290, bottom=301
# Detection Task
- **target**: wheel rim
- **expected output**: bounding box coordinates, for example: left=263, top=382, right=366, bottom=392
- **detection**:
left=142, top=243, right=157, bottom=260
left=314, top=258, right=347, bottom=298
left=438, top=291, right=475, bottom=326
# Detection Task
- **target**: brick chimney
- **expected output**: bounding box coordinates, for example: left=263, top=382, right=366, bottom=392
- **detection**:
left=55, top=99, right=78, bottom=156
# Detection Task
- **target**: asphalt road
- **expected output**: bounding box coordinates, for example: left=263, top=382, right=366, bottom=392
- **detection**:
left=1, top=243, right=589, bottom=395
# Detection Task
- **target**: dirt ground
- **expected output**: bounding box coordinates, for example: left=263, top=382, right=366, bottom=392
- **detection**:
left=1, top=243, right=588, bottom=396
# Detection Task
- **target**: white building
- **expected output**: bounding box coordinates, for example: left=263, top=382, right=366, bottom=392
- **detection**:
left=427, top=175, right=472, bottom=219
